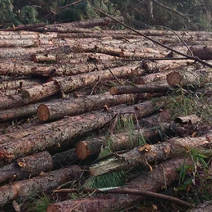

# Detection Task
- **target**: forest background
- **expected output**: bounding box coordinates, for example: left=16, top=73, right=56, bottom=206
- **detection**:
left=0, top=0, right=212, bottom=31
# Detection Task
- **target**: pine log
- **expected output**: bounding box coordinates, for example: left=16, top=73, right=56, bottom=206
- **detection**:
left=0, top=30, right=57, bottom=40
left=21, top=64, right=146, bottom=103
left=37, top=92, right=153, bottom=122
left=0, top=94, right=24, bottom=110
left=0, top=101, right=160, bottom=162
left=1, top=23, right=45, bottom=31
left=110, top=82, right=170, bottom=95
left=0, top=61, right=58, bottom=76
left=188, top=46, right=212, bottom=60
left=140, top=59, right=195, bottom=73
left=57, top=16, right=124, bottom=29
left=89, top=133, right=211, bottom=176
left=76, top=122, right=171, bottom=160
left=166, top=69, right=212, bottom=87
left=0, top=102, right=41, bottom=122
left=46, top=157, right=189, bottom=212
left=0, top=100, right=160, bottom=145
left=52, top=149, right=78, bottom=169
left=0, top=165, right=81, bottom=207
left=0, top=151, right=52, bottom=184
left=0, top=78, right=41, bottom=90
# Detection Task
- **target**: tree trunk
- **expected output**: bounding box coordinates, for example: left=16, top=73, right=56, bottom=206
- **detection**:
left=46, top=157, right=190, bottom=212
left=21, top=64, right=146, bottom=103
left=110, top=82, right=170, bottom=95
left=76, top=122, right=171, bottom=160
left=0, top=151, right=52, bottom=184
left=89, top=133, right=211, bottom=176
left=0, top=101, right=159, bottom=162
left=0, top=165, right=81, bottom=207
left=166, top=69, right=212, bottom=87
left=37, top=92, right=151, bottom=122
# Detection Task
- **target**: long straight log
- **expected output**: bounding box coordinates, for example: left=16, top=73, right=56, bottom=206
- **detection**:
left=89, top=133, right=211, bottom=176
left=46, top=157, right=190, bottom=212
left=110, top=82, right=170, bottom=95
left=0, top=151, right=52, bottom=184
left=0, top=102, right=41, bottom=122
left=0, top=101, right=161, bottom=162
left=76, top=122, right=171, bottom=160
left=37, top=92, right=155, bottom=122
left=21, top=64, right=146, bottom=103
left=0, top=165, right=81, bottom=207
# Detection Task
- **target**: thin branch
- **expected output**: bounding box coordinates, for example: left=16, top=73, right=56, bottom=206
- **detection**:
left=93, top=7, right=212, bottom=68
left=53, top=188, right=194, bottom=208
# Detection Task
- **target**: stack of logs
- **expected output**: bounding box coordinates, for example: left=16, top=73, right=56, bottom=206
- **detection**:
left=0, top=17, right=212, bottom=212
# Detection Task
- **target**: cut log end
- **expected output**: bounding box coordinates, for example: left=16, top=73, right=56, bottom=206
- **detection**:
left=110, top=87, right=118, bottom=95
left=37, top=104, right=50, bottom=122
left=166, top=71, right=182, bottom=87
left=21, top=90, right=30, bottom=104
left=75, top=141, right=91, bottom=160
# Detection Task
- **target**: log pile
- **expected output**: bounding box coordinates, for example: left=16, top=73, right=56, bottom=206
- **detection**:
left=0, top=17, right=212, bottom=211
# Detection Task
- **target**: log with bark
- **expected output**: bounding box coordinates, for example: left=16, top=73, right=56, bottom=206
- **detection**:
left=21, top=64, right=146, bottom=103
left=46, top=157, right=192, bottom=212
left=188, top=46, right=212, bottom=60
left=37, top=92, right=156, bottom=122
left=0, top=151, right=52, bottom=184
left=166, top=68, right=212, bottom=87
left=110, top=82, right=170, bottom=95
left=0, top=165, right=81, bottom=207
left=0, top=101, right=161, bottom=162
left=89, top=133, right=212, bottom=176
left=76, top=122, right=171, bottom=160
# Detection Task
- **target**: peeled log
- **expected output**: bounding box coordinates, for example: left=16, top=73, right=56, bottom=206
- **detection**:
left=0, top=165, right=81, bottom=207
left=46, top=157, right=188, bottom=212
left=0, top=151, right=52, bottom=184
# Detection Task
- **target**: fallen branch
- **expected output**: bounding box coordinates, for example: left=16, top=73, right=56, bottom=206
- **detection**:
left=46, top=157, right=193, bottom=211
left=54, top=187, right=193, bottom=208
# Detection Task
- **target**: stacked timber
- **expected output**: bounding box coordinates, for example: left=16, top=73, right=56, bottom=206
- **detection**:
left=0, top=17, right=212, bottom=212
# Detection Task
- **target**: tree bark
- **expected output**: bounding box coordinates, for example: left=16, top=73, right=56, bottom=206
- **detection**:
left=0, top=165, right=81, bottom=207
left=37, top=92, right=151, bottom=122
left=89, top=133, right=211, bottom=176
left=21, top=64, right=146, bottom=103
left=0, top=151, right=52, bottom=184
left=166, top=69, right=212, bottom=87
left=188, top=46, right=212, bottom=60
left=0, top=102, right=41, bottom=122
left=0, top=101, right=159, bottom=162
left=46, top=157, right=191, bottom=212
left=110, top=82, right=170, bottom=95
left=76, top=122, right=171, bottom=160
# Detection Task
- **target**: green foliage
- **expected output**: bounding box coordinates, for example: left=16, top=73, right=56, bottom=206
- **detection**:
left=176, top=147, right=212, bottom=204
left=0, top=0, right=212, bottom=30
left=30, top=194, right=52, bottom=212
